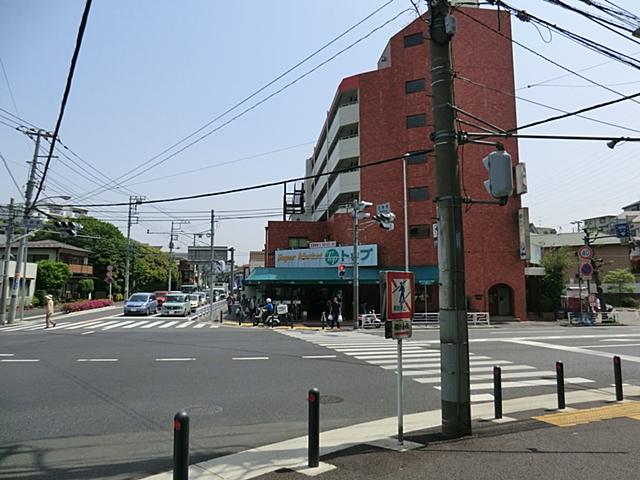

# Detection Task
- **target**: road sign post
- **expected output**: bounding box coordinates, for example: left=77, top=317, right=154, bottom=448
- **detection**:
left=380, top=270, right=415, bottom=446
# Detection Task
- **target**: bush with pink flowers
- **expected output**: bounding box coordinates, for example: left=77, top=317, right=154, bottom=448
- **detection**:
left=61, top=299, right=113, bottom=313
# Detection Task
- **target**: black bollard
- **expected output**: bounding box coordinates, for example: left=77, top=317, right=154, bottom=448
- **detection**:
left=493, top=366, right=502, bottom=419
left=556, top=361, right=565, bottom=410
left=308, top=388, right=320, bottom=468
left=173, top=410, right=189, bottom=480
left=614, top=355, right=623, bottom=401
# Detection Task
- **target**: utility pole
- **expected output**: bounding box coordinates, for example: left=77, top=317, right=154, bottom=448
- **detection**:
left=209, top=209, right=216, bottom=322
left=352, top=200, right=360, bottom=330
left=229, top=247, right=235, bottom=296
left=0, top=198, right=15, bottom=325
left=124, top=196, right=144, bottom=300
left=168, top=221, right=175, bottom=291
left=8, top=129, right=53, bottom=324
left=429, top=1, right=471, bottom=437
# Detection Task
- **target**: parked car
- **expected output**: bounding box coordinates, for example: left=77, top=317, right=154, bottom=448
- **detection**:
left=124, top=293, right=158, bottom=316
left=188, top=294, right=200, bottom=312
left=194, top=292, right=208, bottom=305
left=160, top=293, right=191, bottom=317
left=155, top=291, right=169, bottom=307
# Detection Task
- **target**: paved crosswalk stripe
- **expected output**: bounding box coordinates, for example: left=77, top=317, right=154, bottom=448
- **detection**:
left=123, top=321, right=151, bottom=329
left=434, top=377, right=594, bottom=391
left=193, top=323, right=206, bottom=328
left=414, top=370, right=558, bottom=384
left=0, top=324, right=39, bottom=331
left=158, top=321, right=180, bottom=329
left=102, top=321, right=136, bottom=330
left=334, top=346, right=428, bottom=353
left=382, top=363, right=531, bottom=372
left=89, top=320, right=121, bottom=329
left=471, top=394, right=494, bottom=402
left=140, top=321, right=164, bottom=329
left=65, top=320, right=108, bottom=330
left=176, top=321, right=195, bottom=329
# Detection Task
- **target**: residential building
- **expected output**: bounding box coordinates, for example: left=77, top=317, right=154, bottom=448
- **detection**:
left=247, top=7, right=527, bottom=321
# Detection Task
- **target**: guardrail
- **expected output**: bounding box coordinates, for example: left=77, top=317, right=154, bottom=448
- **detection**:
left=191, top=299, right=228, bottom=322
left=412, top=312, right=490, bottom=326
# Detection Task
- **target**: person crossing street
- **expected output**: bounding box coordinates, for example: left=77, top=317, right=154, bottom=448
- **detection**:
left=45, top=294, right=56, bottom=329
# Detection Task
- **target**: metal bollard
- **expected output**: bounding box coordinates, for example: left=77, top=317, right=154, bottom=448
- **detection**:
left=308, top=388, right=320, bottom=468
left=556, top=361, right=565, bottom=410
left=219, top=310, right=223, bottom=323
left=614, top=355, right=623, bottom=401
left=173, top=410, right=189, bottom=480
left=493, top=366, right=502, bottom=419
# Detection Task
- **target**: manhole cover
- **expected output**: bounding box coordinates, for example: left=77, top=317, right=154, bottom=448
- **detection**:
left=319, top=395, right=343, bottom=405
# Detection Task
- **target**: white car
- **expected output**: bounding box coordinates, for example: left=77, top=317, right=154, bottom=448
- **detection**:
left=188, top=294, right=200, bottom=312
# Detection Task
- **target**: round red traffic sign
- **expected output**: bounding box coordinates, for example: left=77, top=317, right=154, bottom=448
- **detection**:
left=580, top=261, right=593, bottom=276
left=578, top=246, right=593, bottom=260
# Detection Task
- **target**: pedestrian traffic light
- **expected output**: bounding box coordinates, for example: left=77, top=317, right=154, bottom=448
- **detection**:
left=338, top=263, right=346, bottom=279
left=53, top=220, right=82, bottom=237
left=482, top=149, right=513, bottom=202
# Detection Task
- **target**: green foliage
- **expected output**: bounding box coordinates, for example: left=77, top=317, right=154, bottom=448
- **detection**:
left=35, top=260, right=71, bottom=298
left=540, top=247, right=573, bottom=312
left=77, top=279, right=94, bottom=298
left=31, top=295, right=41, bottom=308
left=603, top=268, right=636, bottom=294
left=620, top=297, right=640, bottom=309
left=113, top=293, right=124, bottom=302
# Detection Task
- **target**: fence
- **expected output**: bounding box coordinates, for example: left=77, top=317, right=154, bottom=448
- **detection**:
left=191, top=299, right=228, bottom=321
left=412, top=312, right=490, bottom=326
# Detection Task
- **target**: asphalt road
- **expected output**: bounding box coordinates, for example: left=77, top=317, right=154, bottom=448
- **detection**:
left=1, top=314, right=639, bottom=479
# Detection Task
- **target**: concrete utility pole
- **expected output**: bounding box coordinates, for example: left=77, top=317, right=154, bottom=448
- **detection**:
left=429, top=1, right=471, bottom=437
left=124, top=196, right=144, bottom=300
left=0, top=198, right=15, bottom=325
left=168, top=221, right=176, bottom=291
left=352, top=200, right=360, bottom=330
left=229, top=247, right=235, bottom=296
left=8, top=130, right=53, bottom=324
left=209, top=209, right=216, bottom=322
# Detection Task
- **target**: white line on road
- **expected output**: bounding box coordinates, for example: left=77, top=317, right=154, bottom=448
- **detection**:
left=155, top=358, right=196, bottom=362
left=0, top=353, right=15, bottom=356
left=77, top=358, right=119, bottom=362
left=64, top=320, right=108, bottom=330
left=102, top=321, right=136, bottom=330
left=1, top=359, right=40, bottom=362
left=158, top=321, right=180, bottom=329
left=504, top=338, right=640, bottom=363
left=580, top=343, right=640, bottom=348
left=414, top=370, right=558, bottom=384
left=123, top=321, right=151, bottom=329
left=81, top=331, right=94, bottom=335
left=302, top=355, right=337, bottom=359
left=140, top=321, right=164, bottom=329
left=434, top=377, right=594, bottom=391
left=380, top=360, right=520, bottom=371
left=176, top=321, right=195, bottom=329
left=232, top=357, right=269, bottom=360
left=193, top=323, right=206, bottom=328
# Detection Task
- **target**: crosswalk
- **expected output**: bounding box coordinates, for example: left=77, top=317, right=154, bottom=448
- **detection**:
left=279, top=330, right=595, bottom=403
left=0, top=316, right=219, bottom=333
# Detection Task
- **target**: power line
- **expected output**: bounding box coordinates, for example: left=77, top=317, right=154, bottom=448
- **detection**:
left=81, top=5, right=412, bottom=200
left=31, top=0, right=93, bottom=211
left=454, top=7, right=640, bottom=106
left=0, top=58, right=20, bottom=117
left=0, top=151, right=24, bottom=200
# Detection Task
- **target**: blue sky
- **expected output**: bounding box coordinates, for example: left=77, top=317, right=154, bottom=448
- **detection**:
left=1, top=0, right=638, bottom=263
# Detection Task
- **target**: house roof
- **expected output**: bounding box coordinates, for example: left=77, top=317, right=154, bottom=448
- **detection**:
left=531, top=232, right=621, bottom=248
left=25, top=239, right=91, bottom=253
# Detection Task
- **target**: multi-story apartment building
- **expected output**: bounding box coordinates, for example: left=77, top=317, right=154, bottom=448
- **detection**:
left=247, top=7, right=527, bottom=321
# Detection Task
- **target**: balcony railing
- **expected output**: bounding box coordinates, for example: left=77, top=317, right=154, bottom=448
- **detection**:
left=68, top=264, right=93, bottom=275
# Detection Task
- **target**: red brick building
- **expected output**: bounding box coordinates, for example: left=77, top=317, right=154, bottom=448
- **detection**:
left=248, top=7, right=526, bottom=321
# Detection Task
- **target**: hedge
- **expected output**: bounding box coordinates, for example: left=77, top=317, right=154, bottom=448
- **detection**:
left=61, top=299, right=113, bottom=313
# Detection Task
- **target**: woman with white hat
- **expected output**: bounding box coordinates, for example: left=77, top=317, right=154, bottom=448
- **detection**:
left=45, top=294, right=56, bottom=328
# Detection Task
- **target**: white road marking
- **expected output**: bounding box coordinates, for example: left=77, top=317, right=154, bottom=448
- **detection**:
left=302, top=355, right=337, bottom=359
left=0, top=353, right=15, bottom=356
left=470, top=394, right=495, bottom=402
left=434, top=377, right=594, bottom=391
left=193, top=323, right=206, bottom=328
left=380, top=360, right=520, bottom=371
left=505, top=338, right=640, bottom=363
left=87, top=320, right=121, bottom=330
left=140, top=321, right=164, bottom=329
left=64, top=320, right=108, bottom=330
left=155, top=358, right=196, bottom=362
left=158, top=321, right=180, bottom=329
left=334, top=346, right=428, bottom=353
left=581, top=343, right=640, bottom=348
left=232, top=357, right=269, bottom=361
left=176, top=321, right=196, bottom=329
left=77, top=358, right=119, bottom=362
left=122, top=321, right=151, bottom=329
left=101, top=321, right=136, bottom=330
left=599, top=338, right=634, bottom=342
left=414, top=370, right=558, bottom=384
left=1, top=359, right=40, bottom=362
left=81, top=331, right=94, bottom=335
left=210, top=325, right=220, bottom=328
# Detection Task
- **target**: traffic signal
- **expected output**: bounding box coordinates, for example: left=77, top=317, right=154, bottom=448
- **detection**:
left=53, top=220, right=82, bottom=237
left=373, top=212, right=396, bottom=231
left=482, top=150, right=513, bottom=201
left=338, top=263, right=346, bottom=279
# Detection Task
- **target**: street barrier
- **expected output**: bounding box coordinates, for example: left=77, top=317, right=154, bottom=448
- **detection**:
left=614, top=355, right=623, bottom=401
left=412, top=312, right=490, bottom=326
left=308, top=388, right=320, bottom=468
left=493, top=366, right=502, bottom=419
left=192, top=299, right=227, bottom=322
left=556, top=361, right=565, bottom=410
left=173, top=410, right=189, bottom=480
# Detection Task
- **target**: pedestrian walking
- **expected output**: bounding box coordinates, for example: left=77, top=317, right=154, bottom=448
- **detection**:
left=330, top=297, right=342, bottom=329
left=45, top=294, right=56, bottom=328
left=325, top=299, right=334, bottom=328
left=249, top=296, right=256, bottom=320
left=226, top=295, right=234, bottom=315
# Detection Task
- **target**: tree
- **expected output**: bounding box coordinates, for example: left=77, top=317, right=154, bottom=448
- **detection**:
left=36, top=261, right=71, bottom=299
left=540, top=247, right=573, bottom=312
left=77, top=278, right=94, bottom=298
left=602, top=268, right=636, bottom=294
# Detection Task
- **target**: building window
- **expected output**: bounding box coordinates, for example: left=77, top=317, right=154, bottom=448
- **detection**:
left=406, top=151, right=428, bottom=165
left=404, top=32, right=424, bottom=48
left=406, top=113, right=426, bottom=129
left=288, top=237, right=309, bottom=249
left=405, top=78, right=425, bottom=94
left=408, top=186, right=429, bottom=201
left=409, top=224, right=430, bottom=239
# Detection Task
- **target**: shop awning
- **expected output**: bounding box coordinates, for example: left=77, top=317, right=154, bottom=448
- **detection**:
left=244, top=266, right=438, bottom=286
